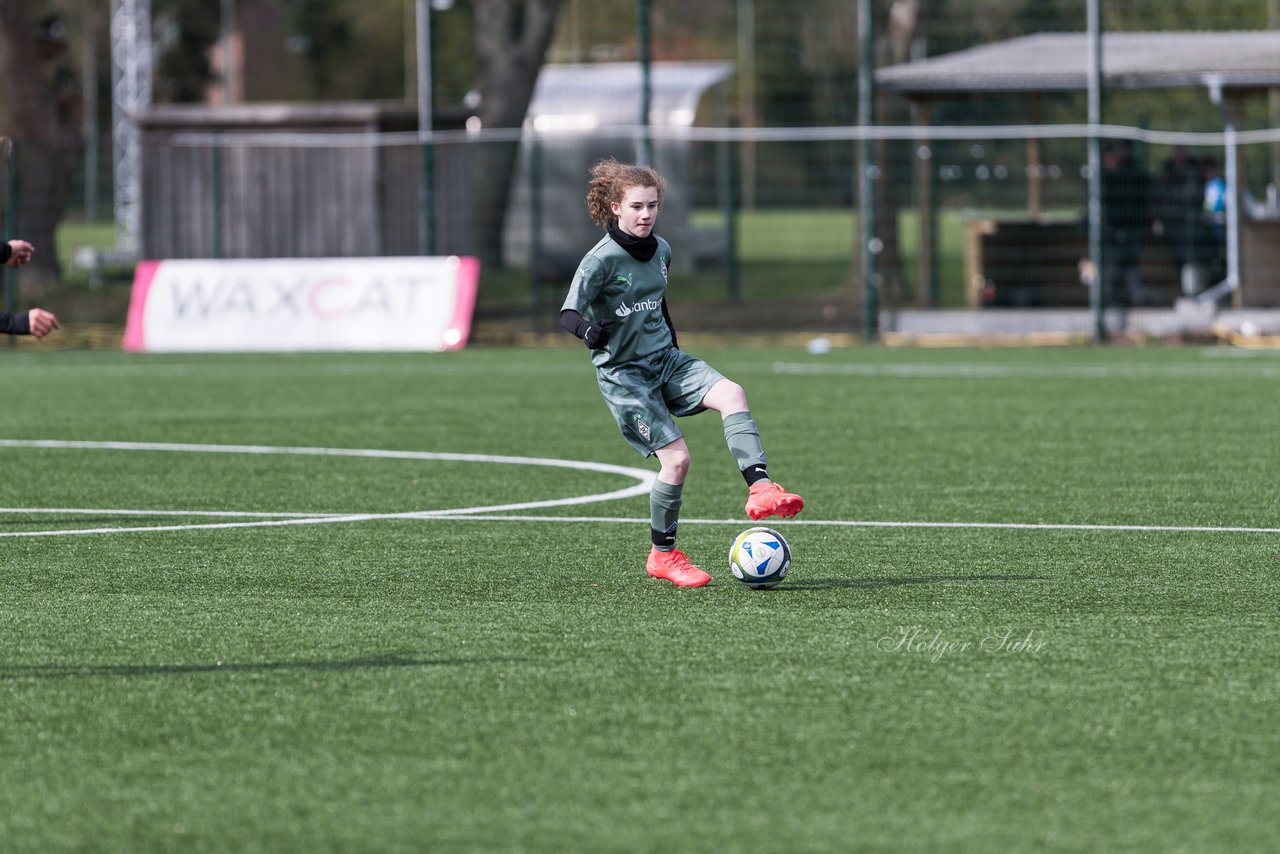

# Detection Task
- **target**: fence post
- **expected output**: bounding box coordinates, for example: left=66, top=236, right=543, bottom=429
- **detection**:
left=3, top=139, right=18, bottom=337
left=529, top=130, right=544, bottom=329
left=211, top=134, right=223, bottom=259
left=416, top=0, right=436, bottom=256
left=419, top=140, right=435, bottom=256
left=719, top=124, right=739, bottom=299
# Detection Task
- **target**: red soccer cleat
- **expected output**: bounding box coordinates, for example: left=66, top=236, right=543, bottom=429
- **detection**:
left=745, top=481, right=805, bottom=520
left=646, top=547, right=712, bottom=587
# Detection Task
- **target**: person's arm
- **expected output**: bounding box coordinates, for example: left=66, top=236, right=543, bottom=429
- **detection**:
left=0, top=307, right=60, bottom=338
left=26, top=308, right=59, bottom=338
left=658, top=241, right=677, bottom=349
left=2, top=239, right=33, bottom=268
left=660, top=298, right=678, bottom=350
left=560, top=309, right=613, bottom=348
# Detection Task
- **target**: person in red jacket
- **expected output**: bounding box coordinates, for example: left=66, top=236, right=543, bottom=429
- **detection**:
left=0, top=239, right=60, bottom=338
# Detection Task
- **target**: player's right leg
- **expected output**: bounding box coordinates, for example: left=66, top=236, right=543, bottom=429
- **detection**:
left=645, top=439, right=709, bottom=587
left=645, top=546, right=710, bottom=587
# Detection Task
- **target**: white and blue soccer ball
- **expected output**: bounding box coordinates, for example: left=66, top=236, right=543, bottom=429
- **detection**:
left=729, top=527, right=791, bottom=589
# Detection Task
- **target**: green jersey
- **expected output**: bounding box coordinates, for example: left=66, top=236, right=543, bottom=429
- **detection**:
left=562, top=232, right=674, bottom=367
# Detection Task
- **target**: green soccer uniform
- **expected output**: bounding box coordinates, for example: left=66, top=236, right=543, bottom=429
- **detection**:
left=563, top=231, right=725, bottom=457
left=561, top=215, right=795, bottom=558
left=562, top=232, right=675, bottom=367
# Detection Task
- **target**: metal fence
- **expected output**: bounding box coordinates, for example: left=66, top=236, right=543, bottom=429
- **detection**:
left=133, top=122, right=1280, bottom=315
left=59, top=0, right=1280, bottom=329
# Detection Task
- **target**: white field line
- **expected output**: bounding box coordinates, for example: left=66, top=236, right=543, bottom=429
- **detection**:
left=0, top=439, right=654, bottom=539
left=0, top=439, right=655, bottom=481
left=5, top=510, right=1277, bottom=539
left=771, top=361, right=1280, bottom=380
left=415, top=515, right=1280, bottom=535
left=0, top=507, right=345, bottom=519
left=1, top=439, right=1276, bottom=538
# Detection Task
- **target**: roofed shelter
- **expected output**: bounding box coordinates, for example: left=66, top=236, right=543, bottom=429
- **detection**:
left=502, top=61, right=735, bottom=275
left=875, top=31, right=1280, bottom=307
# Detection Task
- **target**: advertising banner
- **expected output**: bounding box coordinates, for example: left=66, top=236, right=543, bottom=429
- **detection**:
left=123, top=256, right=479, bottom=352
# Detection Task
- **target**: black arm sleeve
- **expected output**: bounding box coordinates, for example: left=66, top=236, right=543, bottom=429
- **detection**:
left=660, top=298, right=678, bottom=350
left=560, top=308, right=591, bottom=339
left=0, top=311, right=30, bottom=335
left=0, top=243, right=10, bottom=265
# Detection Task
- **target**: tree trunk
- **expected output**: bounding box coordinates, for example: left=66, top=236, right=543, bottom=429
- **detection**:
left=469, top=0, right=560, bottom=269
left=0, top=0, right=79, bottom=288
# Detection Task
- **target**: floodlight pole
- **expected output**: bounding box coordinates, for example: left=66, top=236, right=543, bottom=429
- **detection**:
left=736, top=0, right=756, bottom=207
left=858, top=0, right=878, bottom=342
left=1086, top=0, right=1104, bottom=343
left=110, top=0, right=152, bottom=254
left=1272, top=0, right=1280, bottom=188
left=637, top=0, right=653, bottom=166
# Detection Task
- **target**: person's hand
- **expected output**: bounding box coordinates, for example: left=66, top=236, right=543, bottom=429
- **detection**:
left=4, top=240, right=33, bottom=268
left=27, top=307, right=60, bottom=339
left=583, top=319, right=614, bottom=349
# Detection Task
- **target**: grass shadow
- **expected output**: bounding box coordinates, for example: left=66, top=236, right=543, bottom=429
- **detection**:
left=776, top=574, right=1046, bottom=591
left=0, top=653, right=524, bottom=681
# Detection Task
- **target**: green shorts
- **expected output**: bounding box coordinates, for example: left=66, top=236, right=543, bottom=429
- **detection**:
left=595, top=348, right=726, bottom=457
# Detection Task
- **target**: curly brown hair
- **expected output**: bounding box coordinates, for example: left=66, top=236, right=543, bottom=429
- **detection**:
left=584, top=159, right=667, bottom=229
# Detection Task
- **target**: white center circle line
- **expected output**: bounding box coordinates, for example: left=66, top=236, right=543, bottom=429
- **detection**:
left=0, top=439, right=655, bottom=538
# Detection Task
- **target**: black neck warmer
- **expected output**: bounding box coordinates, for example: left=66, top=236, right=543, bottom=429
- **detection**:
left=608, top=219, right=659, bottom=262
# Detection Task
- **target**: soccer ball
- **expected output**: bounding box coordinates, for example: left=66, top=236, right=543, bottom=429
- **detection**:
left=729, top=526, right=791, bottom=589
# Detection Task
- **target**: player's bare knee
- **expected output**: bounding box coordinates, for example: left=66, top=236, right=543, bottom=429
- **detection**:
left=657, top=445, right=691, bottom=481
left=705, top=379, right=748, bottom=414
left=666, top=450, right=691, bottom=481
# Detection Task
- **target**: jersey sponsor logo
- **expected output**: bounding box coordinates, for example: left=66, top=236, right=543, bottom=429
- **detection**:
left=615, top=298, right=662, bottom=319
left=608, top=271, right=662, bottom=319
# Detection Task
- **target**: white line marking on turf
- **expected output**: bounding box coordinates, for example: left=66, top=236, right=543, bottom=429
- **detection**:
left=0, top=507, right=346, bottom=519
left=0, top=439, right=655, bottom=538
left=0, top=439, right=654, bottom=481
left=772, top=361, right=1280, bottom=380
left=8, top=510, right=1274, bottom=539
left=415, top=515, right=1280, bottom=535
left=3, top=440, right=1276, bottom=538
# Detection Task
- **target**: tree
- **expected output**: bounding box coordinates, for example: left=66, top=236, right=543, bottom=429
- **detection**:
left=0, top=0, right=80, bottom=286
left=469, top=0, right=561, bottom=267
left=151, top=0, right=220, bottom=103
left=287, top=0, right=353, bottom=97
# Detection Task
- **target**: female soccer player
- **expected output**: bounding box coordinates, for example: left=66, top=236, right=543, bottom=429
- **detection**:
left=560, top=159, right=803, bottom=587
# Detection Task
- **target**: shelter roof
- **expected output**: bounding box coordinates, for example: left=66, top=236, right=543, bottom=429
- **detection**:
left=525, top=61, right=734, bottom=131
left=876, top=31, right=1280, bottom=94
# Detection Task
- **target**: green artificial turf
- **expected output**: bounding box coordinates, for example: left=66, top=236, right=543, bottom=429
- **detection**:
left=1, top=344, right=1277, bottom=852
